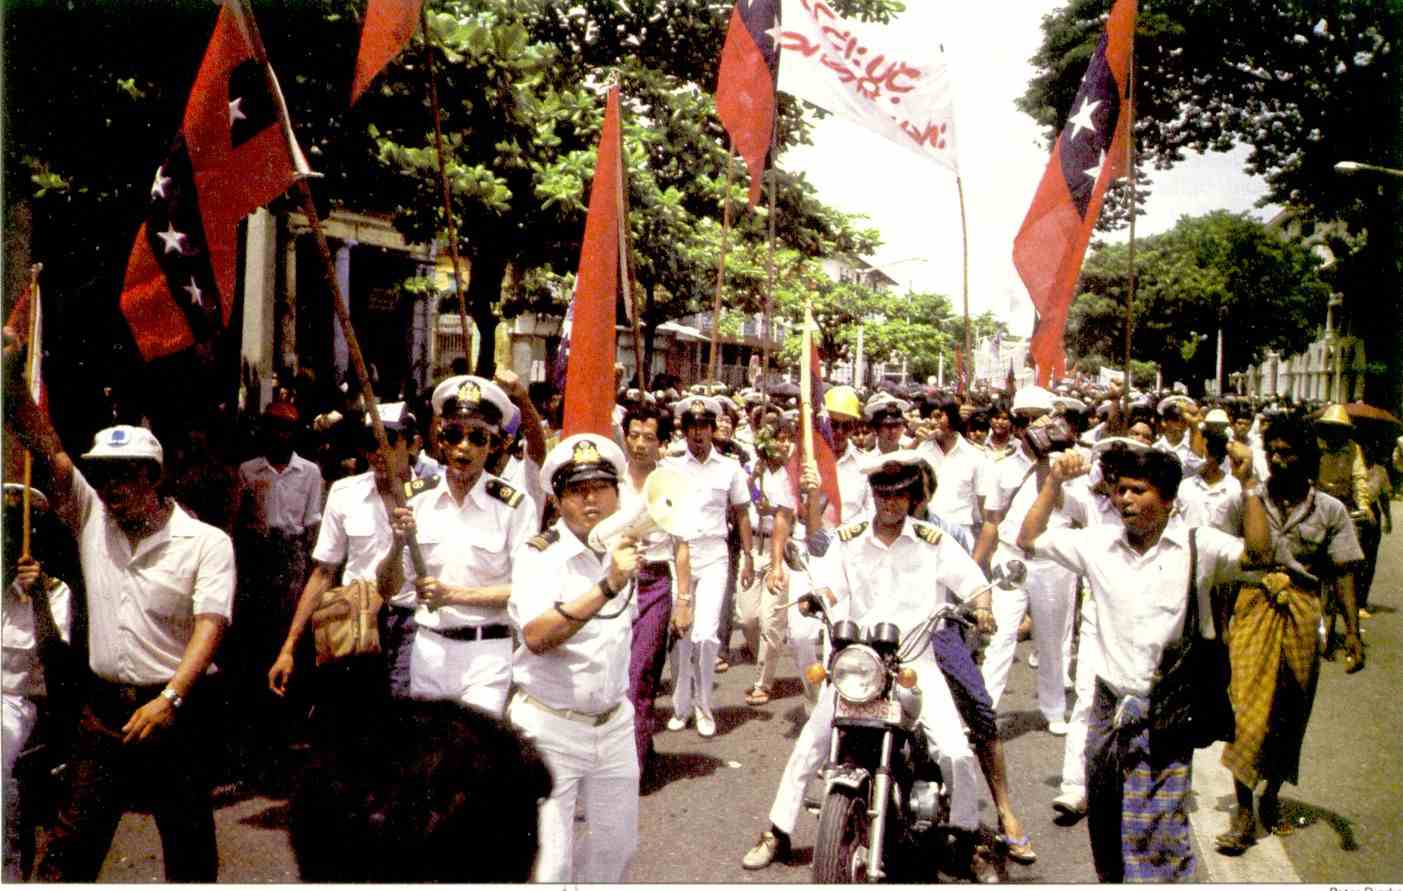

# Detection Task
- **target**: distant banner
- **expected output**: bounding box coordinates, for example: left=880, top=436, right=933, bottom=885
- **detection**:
left=1098, top=366, right=1125, bottom=386
left=777, top=0, right=958, bottom=171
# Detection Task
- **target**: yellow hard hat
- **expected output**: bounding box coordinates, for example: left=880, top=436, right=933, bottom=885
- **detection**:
left=1317, top=404, right=1353, bottom=427
left=823, top=385, right=862, bottom=420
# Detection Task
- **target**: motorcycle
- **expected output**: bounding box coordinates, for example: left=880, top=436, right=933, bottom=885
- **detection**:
left=784, top=543, right=1026, bottom=883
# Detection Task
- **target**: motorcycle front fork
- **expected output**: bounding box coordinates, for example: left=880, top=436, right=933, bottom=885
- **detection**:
left=865, top=731, right=895, bottom=882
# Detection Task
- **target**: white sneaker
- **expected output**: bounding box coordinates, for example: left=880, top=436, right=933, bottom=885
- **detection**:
left=695, top=707, right=716, bottom=738
left=666, top=713, right=688, bottom=732
left=1052, top=791, right=1088, bottom=818
left=1027, top=651, right=1040, bottom=669
left=1047, top=720, right=1069, bottom=736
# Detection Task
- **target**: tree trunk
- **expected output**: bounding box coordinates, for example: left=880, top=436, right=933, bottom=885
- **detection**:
left=467, top=251, right=509, bottom=378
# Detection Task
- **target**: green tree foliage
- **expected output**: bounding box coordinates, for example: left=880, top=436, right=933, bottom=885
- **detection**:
left=1065, top=211, right=1332, bottom=392
left=1020, top=0, right=1402, bottom=408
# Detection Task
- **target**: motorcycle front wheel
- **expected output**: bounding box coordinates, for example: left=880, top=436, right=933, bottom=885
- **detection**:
left=814, top=787, right=871, bottom=883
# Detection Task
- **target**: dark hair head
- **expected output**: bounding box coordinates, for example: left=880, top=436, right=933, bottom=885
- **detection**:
left=1262, top=415, right=1321, bottom=479
left=1109, top=448, right=1183, bottom=501
left=936, top=400, right=963, bottom=434
left=622, top=402, right=672, bottom=441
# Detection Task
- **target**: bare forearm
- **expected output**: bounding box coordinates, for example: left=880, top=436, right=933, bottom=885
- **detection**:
left=376, top=540, right=407, bottom=603
left=523, top=582, right=610, bottom=653
left=1017, top=479, right=1060, bottom=552
left=771, top=509, right=792, bottom=566
left=972, top=510, right=1001, bottom=569
left=168, top=616, right=225, bottom=699
left=735, top=509, right=754, bottom=554
left=517, top=397, right=547, bottom=466
left=279, top=563, right=337, bottom=657
left=446, top=584, right=512, bottom=609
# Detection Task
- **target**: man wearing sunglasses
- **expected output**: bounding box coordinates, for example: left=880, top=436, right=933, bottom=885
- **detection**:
left=378, top=375, right=537, bottom=716
left=864, top=392, right=912, bottom=456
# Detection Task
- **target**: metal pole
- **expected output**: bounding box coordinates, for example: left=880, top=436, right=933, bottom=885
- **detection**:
left=1120, top=40, right=1137, bottom=410
left=709, top=150, right=736, bottom=382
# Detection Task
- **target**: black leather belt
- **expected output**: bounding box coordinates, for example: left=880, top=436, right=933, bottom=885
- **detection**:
left=641, top=560, right=670, bottom=573
left=424, top=623, right=511, bottom=643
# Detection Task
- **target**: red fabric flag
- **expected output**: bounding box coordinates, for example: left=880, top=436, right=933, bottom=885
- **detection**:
left=120, top=1, right=309, bottom=361
left=350, top=0, right=422, bottom=105
left=1012, top=0, right=1135, bottom=385
left=3, top=277, right=45, bottom=486
left=562, top=87, right=622, bottom=438
left=787, top=307, right=843, bottom=524
left=715, top=0, right=777, bottom=208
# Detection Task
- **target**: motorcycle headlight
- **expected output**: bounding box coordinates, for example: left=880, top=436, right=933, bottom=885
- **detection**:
left=832, top=645, right=885, bottom=703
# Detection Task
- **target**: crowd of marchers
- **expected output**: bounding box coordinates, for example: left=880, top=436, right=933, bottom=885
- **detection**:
left=3, top=347, right=1397, bottom=883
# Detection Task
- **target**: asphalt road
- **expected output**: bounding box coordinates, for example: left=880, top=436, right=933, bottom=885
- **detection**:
left=97, top=529, right=1403, bottom=883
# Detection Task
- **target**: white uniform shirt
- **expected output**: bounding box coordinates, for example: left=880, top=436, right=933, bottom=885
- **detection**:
left=1177, top=472, right=1244, bottom=535
left=502, top=454, right=547, bottom=529
left=980, top=444, right=1034, bottom=518
left=752, top=462, right=797, bottom=537
left=830, top=442, right=875, bottom=527
left=61, top=468, right=236, bottom=686
left=917, top=434, right=985, bottom=527
left=3, top=579, right=74, bottom=698
left=1029, top=523, right=1245, bottom=696
left=413, top=451, right=442, bottom=479
left=311, top=471, right=401, bottom=601
left=508, top=523, right=636, bottom=714
left=397, top=472, right=537, bottom=630
left=816, top=518, right=988, bottom=632
left=1153, top=433, right=1205, bottom=478
left=237, top=452, right=323, bottom=535
left=661, top=446, right=750, bottom=567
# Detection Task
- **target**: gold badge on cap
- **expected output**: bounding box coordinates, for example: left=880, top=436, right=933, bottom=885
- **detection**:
left=689, top=400, right=706, bottom=416
left=572, top=439, right=603, bottom=466
left=457, top=380, right=482, bottom=405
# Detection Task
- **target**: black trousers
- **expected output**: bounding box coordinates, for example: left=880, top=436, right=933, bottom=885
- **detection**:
left=34, top=679, right=218, bottom=882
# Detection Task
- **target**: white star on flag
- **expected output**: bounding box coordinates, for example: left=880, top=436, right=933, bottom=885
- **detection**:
left=150, top=166, right=171, bottom=200
left=156, top=223, right=186, bottom=255
left=1067, top=97, right=1101, bottom=141
left=183, top=277, right=204, bottom=308
left=764, top=23, right=785, bottom=46
left=1084, top=151, right=1106, bottom=183
left=228, top=97, right=246, bottom=127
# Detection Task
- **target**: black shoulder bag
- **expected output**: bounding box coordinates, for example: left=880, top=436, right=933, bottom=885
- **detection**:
left=1150, top=528, right=1236, bottom=749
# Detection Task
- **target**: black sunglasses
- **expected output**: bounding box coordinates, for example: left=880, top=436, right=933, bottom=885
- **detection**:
left=439, top=425, right=491, bottom=447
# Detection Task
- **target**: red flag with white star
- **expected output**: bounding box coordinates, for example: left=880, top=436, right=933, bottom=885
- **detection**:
left=1013, top=0, right=1135, bottom=385
left=120, top=0, right=310, bottom=361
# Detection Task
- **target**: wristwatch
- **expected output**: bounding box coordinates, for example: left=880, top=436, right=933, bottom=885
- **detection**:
left=599, top=577, right=620, bottom=600
left=160, top=687, right=184, bottom=710
left=1243, top=480, right=1264, bottom=499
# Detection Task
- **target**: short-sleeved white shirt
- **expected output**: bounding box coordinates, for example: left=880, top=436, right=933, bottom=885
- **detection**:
left=980, top=444, right=1034, bottom=516
left=62, top=468, right=236, bottom=685
left=816, top=518, right=989, bottom=633
left=502, top=454, right=547, bottom=530
left=1029, top=523, right=1245, bottom=696
left=3, top=579, right=74, bottom=698
left=752, top=462, right=797, bottom=537
left=508, top=522, right=635, bottom=714
left=917, top=434, right=984, bottom=528
left=661, top=445, right=750, bottom=566
left=1177, top=473, right=1244, bottom=536
left=237, top=452, right=323, bottom=534
left=1154, top=433, right=1205, bottom=478
left=311, top=471, right=402, bottom=602
left=397, top=472, right=537, bottom=630
left=618, top=468, right=679, bottom=564
left=828, top=442, right=875, bottom=528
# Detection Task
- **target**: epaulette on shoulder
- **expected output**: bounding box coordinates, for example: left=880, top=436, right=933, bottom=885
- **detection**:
left=836, top=520, right=869, bottom=542
left=485, top=478, right=525, bottom=509
left=404, top=474, right=438, bottom=501
left=913, top=521, right=943, bottom=546
left=527, top=528, right=560, bottom=552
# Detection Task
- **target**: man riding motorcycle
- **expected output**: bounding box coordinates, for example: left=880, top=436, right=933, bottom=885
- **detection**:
left=740, top=451, right=998, bottom=881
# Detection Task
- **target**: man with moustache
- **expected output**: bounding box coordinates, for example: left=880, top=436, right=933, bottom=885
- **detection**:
left=508, top=433, right=642, bottom=882
left=618, top=403, right=691, bottom=768
left=662, top=396, right=753, bottom=738
left=268, top=403, right=427, bottom=702
left=378, top=376, right=536, bottom=716
left=5, top=394, right=233, bottom=880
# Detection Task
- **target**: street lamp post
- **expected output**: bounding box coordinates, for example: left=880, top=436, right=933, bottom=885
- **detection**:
left=1334, top=160, right=1403, bottom=179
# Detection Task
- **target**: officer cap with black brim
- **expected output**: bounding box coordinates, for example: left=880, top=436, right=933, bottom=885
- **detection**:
left=859, top=449, right=925, bottom=495
left=540, top=434, right=627, bottom=497
left=431, top=375, right=513, bottom=431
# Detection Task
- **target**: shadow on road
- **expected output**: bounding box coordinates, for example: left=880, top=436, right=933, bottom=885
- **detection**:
left=1278, top=797, right=1359, bottom=852
left=238, top=801, right=291, bottom=831
left=996, top=709, right=1046, bottom=742
left=641, top=751, right=728, bottom=796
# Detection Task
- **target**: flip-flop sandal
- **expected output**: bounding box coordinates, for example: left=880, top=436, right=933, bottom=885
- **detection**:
left=745, top=688, right=771, bottom=706
left=998, top=833, right=1038, bottom=865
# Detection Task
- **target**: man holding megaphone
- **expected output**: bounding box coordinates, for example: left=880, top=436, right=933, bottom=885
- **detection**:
left=507, top=433, right=643, bottom=883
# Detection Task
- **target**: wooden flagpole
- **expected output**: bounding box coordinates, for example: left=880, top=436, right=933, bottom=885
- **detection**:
left=20, top=263, right=41, bottom=561
left=235, top=0, right=425, bottom=575
left=613, top=84, right=648, bottom=390
left=800, top=299, right=815, bottom=463
left=1121, top=42, right=1137, bottom=417
left=709, top=150, right=736, bottom=381
left=761, top=123, right=780, bottom=407
left=418, top=4, right=474, bottom=372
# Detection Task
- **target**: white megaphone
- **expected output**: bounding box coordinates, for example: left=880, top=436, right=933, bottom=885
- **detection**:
left=587, top=466, right=695, bottom=552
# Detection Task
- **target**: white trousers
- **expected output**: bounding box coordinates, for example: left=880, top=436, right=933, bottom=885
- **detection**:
left=409, top=633, right=512, bottom=717
left=767, top=656, right=980, bottom=835
left=981, top=547, right=1077, bottom=723
left=508, top=694, right=639, bottom=883
left=735, top=553, right=792, bottom=692
left=670, top=558, right=728, bottom=721
left=3, top=694, right=38, bottom=882
left=1060, top=597, right=1102, bottom=797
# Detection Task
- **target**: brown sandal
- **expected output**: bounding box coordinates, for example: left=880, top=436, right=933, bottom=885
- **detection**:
left=745, top=687, right=771, bottom=706
left=1214, top=807, right=1258, bottom=855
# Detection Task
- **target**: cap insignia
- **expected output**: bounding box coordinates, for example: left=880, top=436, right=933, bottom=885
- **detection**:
left=456, top=380, right=482, bottom=405
left=572, top=439, right=603, bottom=466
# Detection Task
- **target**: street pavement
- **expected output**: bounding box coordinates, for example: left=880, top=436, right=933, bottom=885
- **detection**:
left=98, top=529, right=1403, bottom=883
